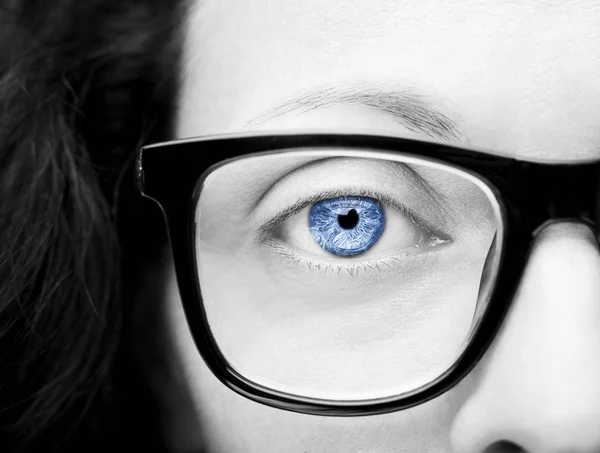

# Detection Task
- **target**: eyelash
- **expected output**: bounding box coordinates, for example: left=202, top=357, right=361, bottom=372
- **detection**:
left=262, top=238, right=418, bottom=277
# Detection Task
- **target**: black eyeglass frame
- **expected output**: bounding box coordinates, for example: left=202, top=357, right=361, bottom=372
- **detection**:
left=136, top=130, right=600, bottom=417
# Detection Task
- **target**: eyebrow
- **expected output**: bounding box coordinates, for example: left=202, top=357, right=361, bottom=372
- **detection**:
left=246, top=83, right=467, bottom=143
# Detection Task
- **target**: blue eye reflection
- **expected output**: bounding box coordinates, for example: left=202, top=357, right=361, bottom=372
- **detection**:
left=309, top=196, right=385, bottom=257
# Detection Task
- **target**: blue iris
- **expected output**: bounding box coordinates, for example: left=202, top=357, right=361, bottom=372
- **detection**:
left=309, top=196, right=385, bottom=257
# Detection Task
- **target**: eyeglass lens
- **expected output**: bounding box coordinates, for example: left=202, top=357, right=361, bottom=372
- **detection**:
left=194, top=149, right=503, bottom=401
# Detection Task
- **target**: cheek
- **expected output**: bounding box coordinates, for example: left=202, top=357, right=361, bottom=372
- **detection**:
left=199, top=248, right=482, bottom=400
left=164, top=262, right=480, bottom=453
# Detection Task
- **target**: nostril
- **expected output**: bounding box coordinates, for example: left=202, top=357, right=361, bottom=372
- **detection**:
left=483, top=440, right=527, bottom=453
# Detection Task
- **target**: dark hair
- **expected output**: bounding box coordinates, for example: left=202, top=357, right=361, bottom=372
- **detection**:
left=0, top=1, right=186, bottom=451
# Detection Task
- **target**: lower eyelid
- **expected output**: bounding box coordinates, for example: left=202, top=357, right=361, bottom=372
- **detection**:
left=261, top=237, right=447, bottom=279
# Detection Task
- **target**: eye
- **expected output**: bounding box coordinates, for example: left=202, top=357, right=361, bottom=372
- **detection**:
left=273, top=194, right=444, bottom=261
left=309, top=196, right=385, bottom=256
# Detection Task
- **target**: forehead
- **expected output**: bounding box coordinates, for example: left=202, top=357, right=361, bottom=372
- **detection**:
left=176, top=0, right=600, bottom=160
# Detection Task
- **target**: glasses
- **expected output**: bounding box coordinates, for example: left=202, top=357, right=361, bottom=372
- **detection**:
left=136, top=131, right=600, bottom=416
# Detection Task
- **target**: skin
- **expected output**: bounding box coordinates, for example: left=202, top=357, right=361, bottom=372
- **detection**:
left=156, top=1, right=600, bottom=451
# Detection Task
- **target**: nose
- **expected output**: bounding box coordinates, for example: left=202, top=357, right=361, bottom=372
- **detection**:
left=450, top=221, right=600, bottom=453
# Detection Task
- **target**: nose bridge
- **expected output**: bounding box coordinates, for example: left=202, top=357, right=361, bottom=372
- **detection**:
left=498, top=220, right=600, bottom=383
left=451, top=220, right=600, bottom=453
left=508, top=222, right=600, bottom=370
left=533, top=217, right=599, bottom=246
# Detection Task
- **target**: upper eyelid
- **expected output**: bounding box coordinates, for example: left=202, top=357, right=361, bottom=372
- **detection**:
left=402, top=164, right=450, bottom=214
left=250, top=156, right=443, bottom=218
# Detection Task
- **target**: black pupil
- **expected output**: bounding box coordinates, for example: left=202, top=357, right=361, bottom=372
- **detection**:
left=338, top=209, right=359, bottom=229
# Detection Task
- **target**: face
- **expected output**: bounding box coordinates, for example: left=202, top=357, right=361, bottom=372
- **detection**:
left=159, top=1, right=600, bottom=451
